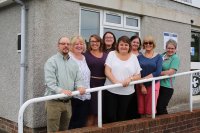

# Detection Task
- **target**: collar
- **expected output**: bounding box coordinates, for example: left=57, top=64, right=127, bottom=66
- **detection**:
left=57, top=52, right=70, bottom=60
left=162, top=52, right=176, bottom=60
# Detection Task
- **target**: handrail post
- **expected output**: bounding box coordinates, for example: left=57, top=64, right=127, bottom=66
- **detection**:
left=18, top=110, right=23, bottom=133
left=152, top=80, right=156, bottom=118
left=98, top=90, right=102, bottom=127
left=190, top=73, right=193, bottom=112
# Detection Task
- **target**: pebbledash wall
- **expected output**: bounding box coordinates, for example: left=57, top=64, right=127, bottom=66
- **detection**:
left=0, top=0, right=200, bottom=132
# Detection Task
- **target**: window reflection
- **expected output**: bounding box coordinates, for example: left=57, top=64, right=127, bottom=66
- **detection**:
left=104, top=28, right=138, bottom=40
left=81, top=9, right=100, bottom=42
left=191, top=31, right=200, bottom=62
left=126, top=17, right=138, bottom=27
left=106, top=13, right=121, bottom=24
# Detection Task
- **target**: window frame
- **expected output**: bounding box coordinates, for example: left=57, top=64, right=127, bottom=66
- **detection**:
left=80, top=7, right=141, bottom=39
left=124, top=15, right=140, bottom=30
left=103, top=11, right=123, bottom=28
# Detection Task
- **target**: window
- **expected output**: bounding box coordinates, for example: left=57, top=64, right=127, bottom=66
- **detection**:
left=191, top=31, right=200, bottom=62
left=124, top=15, right=140, bottom=30
left=17, top=33, right=21, bottom=52
left=80, top=7, right=140, bottom=41
left=81, top=8, right=100, bottom=41
left=104, top=11, right=123, bottom=27
left=104, top=28, right=138, bottom=39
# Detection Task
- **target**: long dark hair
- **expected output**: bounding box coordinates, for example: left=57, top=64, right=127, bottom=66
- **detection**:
left=102, top=31, right=116, bottom=52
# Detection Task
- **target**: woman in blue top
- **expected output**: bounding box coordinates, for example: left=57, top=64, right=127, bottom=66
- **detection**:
left=137, top=35, right=162, bottom=117
left=157, top=39, right=180, bottom=115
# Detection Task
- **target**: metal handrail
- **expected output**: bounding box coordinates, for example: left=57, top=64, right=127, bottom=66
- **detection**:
left=18, top=70, right=200, bottom=133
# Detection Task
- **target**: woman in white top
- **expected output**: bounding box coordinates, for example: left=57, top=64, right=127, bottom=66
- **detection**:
left=68, top=36, right=91, bottom=129
left=104, top=36, right=141, bottom=123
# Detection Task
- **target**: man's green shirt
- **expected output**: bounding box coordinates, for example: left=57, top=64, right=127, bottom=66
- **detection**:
left=44, top=52, right=83, bottom=96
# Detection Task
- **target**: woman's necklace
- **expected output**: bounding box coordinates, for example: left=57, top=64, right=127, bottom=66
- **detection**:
left=145, top=51, right=154, bottom=58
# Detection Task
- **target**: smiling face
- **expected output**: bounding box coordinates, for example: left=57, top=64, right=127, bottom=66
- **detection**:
left=104, top=33, right=115, bottom=49
left=143, top=41, right=154, bottom=51
left=166, top=43, right=176, bottom=56
left=70, top=36, right=86, bottom=54
left=131, top=38, right=140, bottom=51
left=116, top=36, right=131, bottom=54
left=118, top=41, right=130, bottom=54
left=58, top=37, right=70, bottom=55
left=142, top=35, right=156, bottom=52
left=89, top=36, right=101, bottom=51
left=165, top=39, right=177, bottom=56
left=71, top=39, right=85, bottom=54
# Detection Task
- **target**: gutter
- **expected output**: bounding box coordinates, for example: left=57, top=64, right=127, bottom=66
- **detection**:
left=13, top=0, right=27, bottom=107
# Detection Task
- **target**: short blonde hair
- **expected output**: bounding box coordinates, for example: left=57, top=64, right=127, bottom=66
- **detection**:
left=142, top=35, right=156, bottom=49
left=70, top=36, right=86, bottom=53
left=166, top=39, right=177, bottom=49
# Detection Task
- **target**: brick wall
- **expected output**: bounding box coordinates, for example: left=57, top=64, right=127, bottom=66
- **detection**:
left=65, top=109, right=200, bottom=133
left=0, top=117, right=46, bottom=133
left=1, top=109, right=200, bottom=133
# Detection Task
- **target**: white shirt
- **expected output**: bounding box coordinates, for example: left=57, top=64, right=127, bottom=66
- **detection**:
left=104, top=51, right=142, bottom=95
left=69, top=52, right=91, bottom=100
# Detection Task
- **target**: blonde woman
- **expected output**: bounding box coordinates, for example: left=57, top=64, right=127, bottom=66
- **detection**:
left=137, top=35, right=162, bottom=117
left=68, top=36, right=91, bottom=129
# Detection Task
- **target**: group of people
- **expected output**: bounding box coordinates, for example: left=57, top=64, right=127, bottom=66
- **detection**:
left=44, top=31, right=180, bottom=132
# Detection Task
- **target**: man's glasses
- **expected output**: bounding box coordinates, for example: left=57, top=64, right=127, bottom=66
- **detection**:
left=59, top=42, right=70, bottom=45
left=144, top=41, right=153, bottom=46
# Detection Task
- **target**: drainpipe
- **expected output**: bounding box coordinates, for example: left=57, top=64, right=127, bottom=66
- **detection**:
left=14, top=0, right=27, bottom=107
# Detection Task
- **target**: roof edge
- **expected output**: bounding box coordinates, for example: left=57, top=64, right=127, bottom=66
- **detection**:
left=0, top=0, right=14, bottom=8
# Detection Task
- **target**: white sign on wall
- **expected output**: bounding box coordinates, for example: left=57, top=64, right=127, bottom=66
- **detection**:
left=163, top=32, right=178, bottom=49
left=192, top=72, right=200, bottom=95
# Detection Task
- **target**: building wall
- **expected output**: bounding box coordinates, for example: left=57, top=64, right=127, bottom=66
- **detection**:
left=70, top=0, right=200, bottom=26
left=0, top=0, right=80, bottom=128
left=25, top=0, right=80, bottom=127
left=0, top=0, right=199, bottom=129
left=0, top=3, right=21, bottom=124
left=141, top=16, right=191, bottom=106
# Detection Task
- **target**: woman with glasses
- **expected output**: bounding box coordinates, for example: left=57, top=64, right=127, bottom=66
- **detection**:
left=137, top=35, right=162, bottom=117
left=156, top=39, right=180, bottom=115
left=84, top=34, right=108, bottom=126
left=102, top=31, right=117, bottom=53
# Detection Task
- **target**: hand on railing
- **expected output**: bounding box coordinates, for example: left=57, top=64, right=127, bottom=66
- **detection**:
left=77, top=87, right=86, bottom=95
left=121, top=77, right=132, bottom=87
left=61, top=89, right=72, bottom=95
